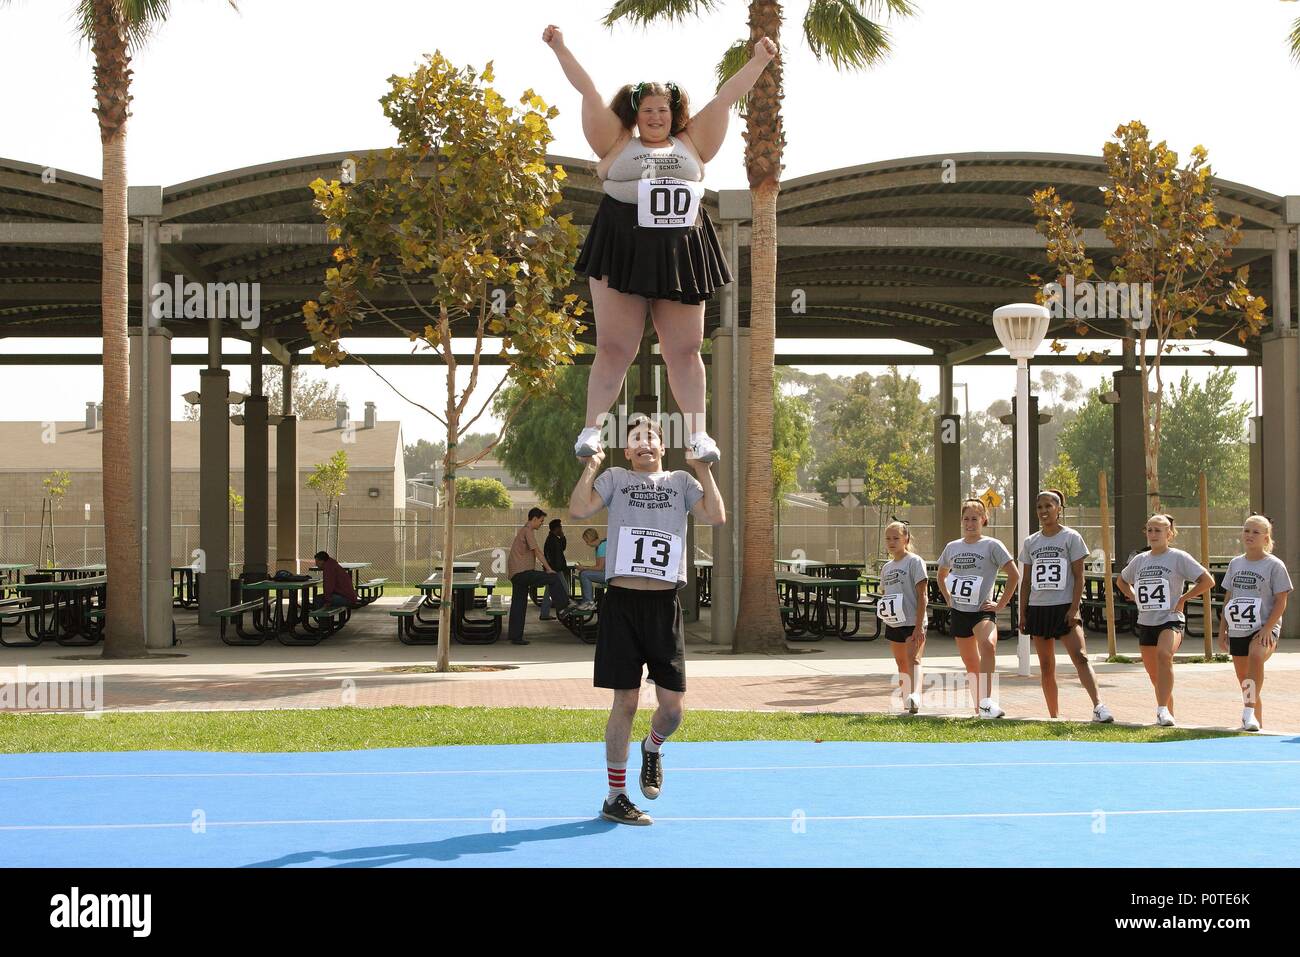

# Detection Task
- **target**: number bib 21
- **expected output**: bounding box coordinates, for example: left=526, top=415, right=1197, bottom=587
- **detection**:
left=876, top=594, right=904, bottom=626
left=613, top=526, right=683, bottom=582
left=637, top=177, right=703, bottom=228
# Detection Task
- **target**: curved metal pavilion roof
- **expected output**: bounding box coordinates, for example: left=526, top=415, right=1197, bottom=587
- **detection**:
left=0, top=150, right=1287, bottom=356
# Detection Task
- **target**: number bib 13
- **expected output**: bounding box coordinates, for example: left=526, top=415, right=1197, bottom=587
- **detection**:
left=637, top=177, right=703, bottom=228
left=946, top=574, right=983, bottom=608
left=1135, top=579, right=1170, bottom=612
left=1032, top=558, right=1066, bottom=592
left=876, top=594, right=904, bottom=626
left=1224, top=596, right=1262, bottom=634
left=613, top=526, right=683, bottom=582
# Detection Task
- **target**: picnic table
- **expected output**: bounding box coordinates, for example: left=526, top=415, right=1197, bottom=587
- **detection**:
left=0, top=563, right=32, bottom=599
left=46, top=564, right=107, bottom=581
left=393, top=573, right=504, bottom=644
left=776, top=572, right=864, bottom=641
left=218, top=577, right=348, bottom=646
left=2, top=575, right=106, bottom=647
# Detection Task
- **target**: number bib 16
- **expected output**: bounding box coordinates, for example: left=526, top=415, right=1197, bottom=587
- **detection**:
left=1224, top=596, right=1262, bottom=634
left=613, top=526, right=683, bottom=582
left=946, top=574, right=983, bottom=608
left=876, top=594, right=904, bottom=626
left=1135, top=579, right=1170, bottom=612
left=637, top=177, right=703, bottom=228
left=1032, top=558, right=1066, bottom=592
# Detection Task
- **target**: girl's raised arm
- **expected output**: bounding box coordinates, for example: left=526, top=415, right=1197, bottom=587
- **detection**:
left=543, top=25, right=626, bottom=158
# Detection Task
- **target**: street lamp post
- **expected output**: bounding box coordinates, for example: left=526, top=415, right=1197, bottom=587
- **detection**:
left=992, top=303, right=1050, bottom=678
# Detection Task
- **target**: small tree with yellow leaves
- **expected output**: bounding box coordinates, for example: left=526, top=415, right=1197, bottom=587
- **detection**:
left=1030, top=121, right=1267, bottom=511
left=304, top=53, right=586, bottom=670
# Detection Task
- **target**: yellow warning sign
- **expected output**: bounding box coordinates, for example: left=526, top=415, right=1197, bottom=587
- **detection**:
left=978, top=488, right=1003, bottom=510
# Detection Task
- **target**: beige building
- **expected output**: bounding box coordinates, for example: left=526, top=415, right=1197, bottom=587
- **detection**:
left=0, top=419, right=404, bottom=567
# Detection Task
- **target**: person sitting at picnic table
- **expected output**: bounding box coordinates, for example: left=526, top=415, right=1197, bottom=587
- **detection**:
left=577, top=527, right=607, bottom=610
left=541, top=518, right=570, bottom=621
left=507, top=508, right=572, bottom=645
left=314, top=551, right=359, bottom=608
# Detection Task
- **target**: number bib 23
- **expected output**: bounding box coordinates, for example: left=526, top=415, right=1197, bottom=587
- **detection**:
left=946, top=574, right=983, bottom=607
left=1135, top=579, right=1170, bottom=612
left=1224, top=596, right=1262, bottom=633
left=876, top=594, right=904, bottom=626
left=1032, top=558, right=1066, bottom=592
left=613, top=526, right=683, bottom=582
left=637, top=177, right=703, bottom=228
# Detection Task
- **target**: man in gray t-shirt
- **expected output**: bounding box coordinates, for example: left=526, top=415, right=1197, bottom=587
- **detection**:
left=569, top=414, right=725, bottom=828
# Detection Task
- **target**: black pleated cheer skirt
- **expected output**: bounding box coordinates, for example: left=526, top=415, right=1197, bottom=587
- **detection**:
left=575, top=194, right=734, bottom=305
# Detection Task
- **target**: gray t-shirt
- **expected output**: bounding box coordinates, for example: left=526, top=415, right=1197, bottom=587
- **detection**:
left=1119, top=548, right=1208, bottom=626
left=1018, top=526, right=1090, bottom=607
left=937, top=536, right=1014, bottom=611
left=592, top=467, right=703, bottom=588
left=1223, top=554, right=1294, bottom=638
left=878, top=552, right=929, bottom=628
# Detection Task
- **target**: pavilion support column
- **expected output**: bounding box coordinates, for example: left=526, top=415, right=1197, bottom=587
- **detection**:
left=709, top=326, right=749, bottom=647
left=129, top=327, right=174, bottom=647
left=1112, top=344, right=1146, bottom=565
left=1009, top=394, right=1041, bottom=539
left=1249, top=413, right=1263, bottom=515
left=276, top=363, right=299, bottom=574
left=934, top=361, right=961, bottom=552
left=198, top=318, right=231, bottom=624
left=243, top=339, right=269, bottom=580
left=1261, top=331, right=1300, bottom=639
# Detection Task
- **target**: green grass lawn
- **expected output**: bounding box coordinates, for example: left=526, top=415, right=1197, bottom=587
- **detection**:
left=0, top=706, right=1234, bottom=754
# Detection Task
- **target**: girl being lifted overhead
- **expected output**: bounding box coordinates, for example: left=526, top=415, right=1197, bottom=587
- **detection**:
left=543, top=24, right=778, bottom=463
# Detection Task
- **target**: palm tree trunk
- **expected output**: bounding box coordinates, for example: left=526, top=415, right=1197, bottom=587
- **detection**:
left=735, top=0, right=787, bottom=652
left=92, top=1, right=145, bottom=657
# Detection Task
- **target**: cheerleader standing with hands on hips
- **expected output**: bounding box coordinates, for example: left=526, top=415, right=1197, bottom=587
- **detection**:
left=1116, top=514, right=1215, bottom=728
left=936, top=499, right=1020, bottom=719
left=1218, top=515, right=1292, bottom=731
left=879, top=521, right=929, bottom=715
left=1017, top=490, right=1113, bottom=723
left=542, top=24, right=778, bottom=463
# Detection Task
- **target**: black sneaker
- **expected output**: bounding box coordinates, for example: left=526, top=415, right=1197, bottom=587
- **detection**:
left=600, top=792, right=653, bottom=826
left=639, top=738, right=662, bottom=800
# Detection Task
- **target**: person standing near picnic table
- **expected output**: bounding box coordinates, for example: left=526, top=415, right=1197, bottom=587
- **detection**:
left=313, top=551, right=358, bottom=608
left=569, top=414, right=725, bottom=826
left=506, top=507, right=571, bottom=645
left=540, top=518, right=569, bottom=621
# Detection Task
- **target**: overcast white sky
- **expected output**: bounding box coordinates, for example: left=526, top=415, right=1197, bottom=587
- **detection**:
left=2, top=0, right=1294, bottom=443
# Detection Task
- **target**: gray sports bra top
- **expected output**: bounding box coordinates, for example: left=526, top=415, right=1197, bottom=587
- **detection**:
left=600, top=134, right=704, bottom=204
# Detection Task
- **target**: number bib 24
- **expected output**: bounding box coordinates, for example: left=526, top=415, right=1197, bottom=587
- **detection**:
left=1135, top=579, right=1170, bottom=612
left=1224, top=596, right=1262, bottom=634
left=637, top=177, right=703, bottom=228
left=613, top=526, right=683, bottom=582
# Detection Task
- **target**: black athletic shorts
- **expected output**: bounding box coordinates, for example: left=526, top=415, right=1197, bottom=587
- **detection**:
left=1026, top=603, right=1074, bottom=639
left=885, top=624, right=918, bottom=643
left=594, top=583, right=686, bottom=692
left=1136, top=620, right=1183, bottom=646
left=1230, top=633, right=1262, bottom=657
left=950, top=608, right=997, bottom=639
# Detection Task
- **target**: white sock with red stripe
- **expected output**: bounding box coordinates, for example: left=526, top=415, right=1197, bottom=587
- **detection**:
left=644, top=725, right=668, bottom=754
left=607, top=761, right=627, bottom=800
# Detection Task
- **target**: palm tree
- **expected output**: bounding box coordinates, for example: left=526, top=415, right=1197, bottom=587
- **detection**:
left=4, top=1, right=236, bottom=656
left=1289, top=9, right=1300, bottom=63
left=602, top=0, right=917, bottom=651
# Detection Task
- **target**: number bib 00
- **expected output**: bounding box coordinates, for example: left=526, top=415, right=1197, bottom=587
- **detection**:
left=613, top=526, right=683, bottom=582
left=1032, top=558, right=1066, bottom=592
left=637, top=177, right=703, bottom=228
left=1224, top=596, right=1262, bottom=634
left=946, top=574, right=983, bottom=608
left=876, top=594, right=904, bottom=626
left=1135, top=579, right=1170, bottom=612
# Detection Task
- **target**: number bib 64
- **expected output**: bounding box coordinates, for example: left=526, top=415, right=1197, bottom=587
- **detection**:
left=1135, top=579, right=1170, bottom=612
left=613, top=526, right=683, bottom=582
left=637, top=177, right=703, bottom=228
